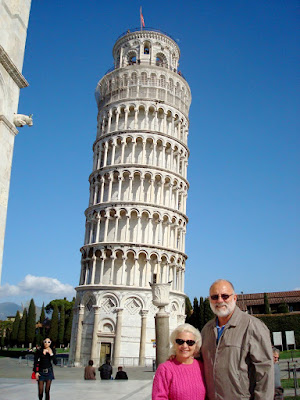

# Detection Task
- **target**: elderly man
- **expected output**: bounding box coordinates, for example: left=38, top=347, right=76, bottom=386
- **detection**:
left=201, top=279, right=274, bottom=400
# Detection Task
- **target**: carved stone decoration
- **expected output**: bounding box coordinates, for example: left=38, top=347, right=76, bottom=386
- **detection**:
left=150, top=282, right=172, bottom=312
left=13, top=113, right=33, bottom=127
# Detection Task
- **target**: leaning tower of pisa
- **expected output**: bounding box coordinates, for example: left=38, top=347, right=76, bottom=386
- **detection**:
left=70, top=28, right=191, bottom=367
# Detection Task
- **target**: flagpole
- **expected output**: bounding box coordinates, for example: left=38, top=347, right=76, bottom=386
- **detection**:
left=140, top=7, right=142, bottom=31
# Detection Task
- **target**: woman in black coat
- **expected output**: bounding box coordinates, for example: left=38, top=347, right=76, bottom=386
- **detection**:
left=34, top=338, right=57, bottom=400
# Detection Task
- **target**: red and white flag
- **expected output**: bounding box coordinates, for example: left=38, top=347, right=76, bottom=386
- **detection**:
left=140, top=7, right=145, bottom=28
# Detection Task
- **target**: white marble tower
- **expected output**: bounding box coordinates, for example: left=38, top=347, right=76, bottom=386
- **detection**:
left=70, top=28, right=191, bottom=367
left=0, top=0, right=32, bottom=283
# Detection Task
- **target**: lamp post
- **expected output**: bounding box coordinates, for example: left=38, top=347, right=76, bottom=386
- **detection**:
left=150, top=282, right=172, bottom=367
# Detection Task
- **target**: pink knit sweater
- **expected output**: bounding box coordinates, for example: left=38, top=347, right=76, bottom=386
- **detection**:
left=152, top=358, right=206, bottom=400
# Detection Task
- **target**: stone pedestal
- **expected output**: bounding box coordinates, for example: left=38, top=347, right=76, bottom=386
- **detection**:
left=150, top=282, right=171, bottom=367
left=155, top=310, right=170, bottom=366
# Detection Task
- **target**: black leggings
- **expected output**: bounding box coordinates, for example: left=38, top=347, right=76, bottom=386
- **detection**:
left=38, top=380, right=52, bottom=400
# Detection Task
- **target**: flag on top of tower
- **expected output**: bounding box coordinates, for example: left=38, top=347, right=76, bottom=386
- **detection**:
left=140, top=6, right=145, bottom=29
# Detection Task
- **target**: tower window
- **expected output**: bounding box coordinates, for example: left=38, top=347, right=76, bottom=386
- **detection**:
left=156, top=56, right=163, bottom=67
left=129, top=56, right=136, bottom=65
left=144, top=46, right=149, bottom=54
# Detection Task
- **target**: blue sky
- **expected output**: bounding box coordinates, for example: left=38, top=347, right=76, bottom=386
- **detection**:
left=1, top=0, right=299, bottom=306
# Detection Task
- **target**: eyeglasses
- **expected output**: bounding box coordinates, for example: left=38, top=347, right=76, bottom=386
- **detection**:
left=210, top=293, right=233, bottom=301
left=43, top=340, right=51, bottom=344
left=175, top=339, right=196, bottom=346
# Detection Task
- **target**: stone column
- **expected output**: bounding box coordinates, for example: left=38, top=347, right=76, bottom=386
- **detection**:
left=111, top=140, right=116, bottom=165
left=142, top=140, right=146, bottom=164
left=139, top=310, right=148, bottom=366
left=139, top=177, right=144, bottom=202
left=107, top=110, right=112, bottom=133
left=114, top=216, right=119, bottom=241
left=117, top=176, right=123, bottom=200
left=91, top=256, right=96, bottom=284
left=121, top=257, right=126, bottom=285
left=96, top=215, right=100, bottom=242
left=115, top=111, right=120, bottom=131
left=90, top=305, right=100, bottom=364
left=131, top=140, right=136, bottom=163
left=121, top=140, right=125, bottom=163
left=100, top=178, right=105, bottom=203
left=128, top=177, right=133, bottom=201
left=150, top=283, right=171, bottom=367
left=99, top=257, right=105, bottom=284
left=108, top=175, right=113, bottom=201
left=103, top=141, right=108, bottom=167
left=124, top=109, right=128, bottom=129
left=113, top=308, right=123, bottom=366
left=74, top=305, right=85, bottom=366
left=110, top=257, right=115, bottom=284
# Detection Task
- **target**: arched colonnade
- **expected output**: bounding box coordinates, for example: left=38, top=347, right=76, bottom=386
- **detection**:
left=89, top=168, right=188, bottom=213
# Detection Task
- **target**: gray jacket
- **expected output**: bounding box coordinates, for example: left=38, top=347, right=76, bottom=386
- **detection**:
left=201, top=306, right=274, bottom=400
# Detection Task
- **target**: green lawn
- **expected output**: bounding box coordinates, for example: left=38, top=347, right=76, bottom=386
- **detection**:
left=5, top=347, right=69, bottom=354
left=284, top=397, right=300, bottom=400
left=282, top=379, right=300, bottom=389
left=279, top=349, right=300, bottom=360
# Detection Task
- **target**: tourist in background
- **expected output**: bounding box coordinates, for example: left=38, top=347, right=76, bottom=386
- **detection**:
left=152, top=323, right=206, bottom=400
left=115, top=366, right=128, bottom=380
left=84, top=359, right=96, bottom=380
left=273, top=347, right=284, bottom=400
left=34, top=337, right=57, bottom=400
left=98, top=359, right=113, bottom=380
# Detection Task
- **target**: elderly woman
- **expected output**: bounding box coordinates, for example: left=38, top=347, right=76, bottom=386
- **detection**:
left=152, top=323, right=206, bottom=400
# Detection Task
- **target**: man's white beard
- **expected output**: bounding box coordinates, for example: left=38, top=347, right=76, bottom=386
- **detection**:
left=210, top=300, right=236, bottom=317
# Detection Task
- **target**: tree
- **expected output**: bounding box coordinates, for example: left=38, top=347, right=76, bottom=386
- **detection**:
left=263, top=293, right=271, bottom=314
left=199, top=297, right=204, bottom=330
left=11, top=311, right=21, bottom=345
left=192, top=297, right=200, bottom=330
left=46, top=298, right=74, bottom=316
left=49, top=304, right=58, bottom=344
left=26, top=298, right=36, bottom=346
left=64, top=308, right=73, bottom=346
left=203, top=298, right=214, bottom=325
left=58, top=304, right=65, bottom=346
left=278, top=303, right=289, bottom=314
left=39, top=303, right=46, bottom=339
left=17, top=308, right=27, bottom=346
left=185, top=297, right=193, bottom=323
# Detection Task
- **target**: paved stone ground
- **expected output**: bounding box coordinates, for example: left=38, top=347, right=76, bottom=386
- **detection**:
left=0, top=357, right=299, bottom=399
left=0, top=357, right=154, bottom=400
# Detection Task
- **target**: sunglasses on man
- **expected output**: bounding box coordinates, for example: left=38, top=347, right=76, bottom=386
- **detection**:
left=210, top=293, right=233, bottom=301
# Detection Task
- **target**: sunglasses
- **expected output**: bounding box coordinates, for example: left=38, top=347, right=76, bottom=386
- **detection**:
left=175, top=339, right=196, bottom=346
left=43, top=340, right=51, bottom=344
left=210, top=293, right=233, bottom=301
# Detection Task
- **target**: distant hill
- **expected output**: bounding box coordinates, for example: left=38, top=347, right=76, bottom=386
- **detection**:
left=0, top=302, right=42, bottom=321
left=0, top=302, right=21, bottom=320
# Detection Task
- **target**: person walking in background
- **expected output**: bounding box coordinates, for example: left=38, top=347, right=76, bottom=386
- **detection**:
left=201, top=279, right=274, bottom=400
left=273, top=347, right=284, bottom=400
left=34, top=337, right=57, bottom=400
left=152, top=323, right=206, bottom=400
left=84, top=359, right=96, bottom=380
left=98, top=359, right=113, bottom=380
left=115, top=366, right=128, bottom=380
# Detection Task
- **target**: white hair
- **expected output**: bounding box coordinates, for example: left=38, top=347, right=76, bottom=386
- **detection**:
left=169, top=323, right=202, bottom=357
